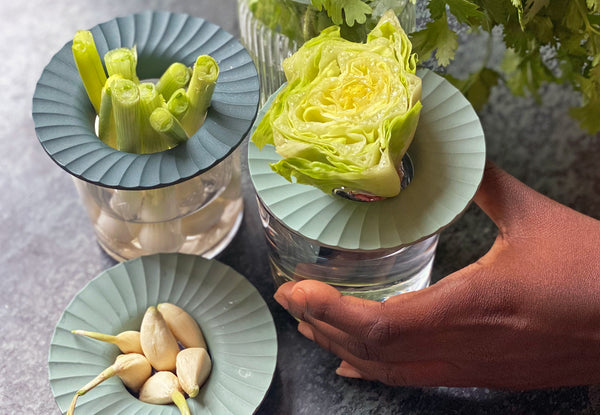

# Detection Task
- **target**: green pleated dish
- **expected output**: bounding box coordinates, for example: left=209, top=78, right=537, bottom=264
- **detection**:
left=48, top=253, right=277, bottom=415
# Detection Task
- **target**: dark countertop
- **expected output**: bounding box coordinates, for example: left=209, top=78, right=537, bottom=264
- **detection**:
left=2, top=0, right=599, bottom=414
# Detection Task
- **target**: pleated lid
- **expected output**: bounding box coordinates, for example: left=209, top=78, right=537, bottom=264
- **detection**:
left=248, top=69, right=487, bottom=251
left=33, top=11, right=259, bottom=190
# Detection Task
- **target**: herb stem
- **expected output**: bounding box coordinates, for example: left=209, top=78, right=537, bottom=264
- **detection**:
left=574, top=0, right=600, bottom=36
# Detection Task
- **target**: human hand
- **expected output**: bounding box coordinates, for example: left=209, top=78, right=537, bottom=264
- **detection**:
left=273, top=161, right=600, bottom=389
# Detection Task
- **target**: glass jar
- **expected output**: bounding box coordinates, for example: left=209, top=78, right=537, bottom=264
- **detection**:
left=257, top=196, right=438, bottom=301
left=73, top=149, right=243, bottom=261
left=238, top=0, right=417, bottom=103
left=32, top=11, right=260, bottom=262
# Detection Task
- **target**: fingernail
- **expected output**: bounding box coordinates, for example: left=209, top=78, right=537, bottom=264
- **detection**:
left=273, top=291, right=289, bottom=310
left=336, top=366, right=363, bottom=379
left=289, top=287, right=308, bottom=320
left=297, top=321, right=314, bottom=341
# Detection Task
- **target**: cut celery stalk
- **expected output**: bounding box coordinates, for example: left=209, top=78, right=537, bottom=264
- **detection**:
left=104, top=46, right=139, bottom=83
left=156, top=62, right=192, bottom=101
left=72, top=30, right=107, bottom=114
left=181, top=55, right=219, bottom=137
left=150, top=107, right=188, bottom=145
left=111, top=78, right=141, bottom=153
left=166, top=88, right=189, bottom=120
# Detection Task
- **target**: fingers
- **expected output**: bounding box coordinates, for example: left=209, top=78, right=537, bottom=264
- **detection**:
left=274, top=279, right=386, bottom=336
left=336, top=361, right=364, bottom=379
left=301, top=320, right=465, bottom=387
left=297, top=313, right=386, bottom=362
left=295, top=319, right=401, bottom=384
left=275, top=279, right=459, bottom=362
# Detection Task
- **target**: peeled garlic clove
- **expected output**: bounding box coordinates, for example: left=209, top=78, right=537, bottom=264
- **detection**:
left=80, top=353, right=152, bottom=394
left=138, top=371, right=180, bottom=404
left=140, top=306, right=180, bottom=371
left=109, top=189, right=144, bottom=220
left=139, top=371, right=191, bottom=415
left=95, top=211, right=137, bottom=242
left=176, top=347, right=212, bottom=398
left=157, top=302, right=206, bottom=349
left=67, top=353, right=152, bottom=415
left=114, top=353, right=153, bottom=392
left=180, top=198, right=224, bottom=236
left=71, top=329, right=142, bottom=354
left=137, top=220, right=185, bottom=253
left=174, top=174, right=206, bottom=211
left=139, top=187, right=179, bottom=222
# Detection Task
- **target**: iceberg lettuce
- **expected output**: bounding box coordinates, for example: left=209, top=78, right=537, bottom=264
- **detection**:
left=252, top=10, right=422, bottom=198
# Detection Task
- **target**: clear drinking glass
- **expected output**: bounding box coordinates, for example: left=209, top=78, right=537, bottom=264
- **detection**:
left=256, top=196, right=438, bottom=302
left=238, top=0, right=417, bottom=103
left=74, top=149, right=243, bottom=261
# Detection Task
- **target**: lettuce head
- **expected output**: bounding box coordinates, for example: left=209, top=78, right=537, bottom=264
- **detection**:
left=252, top=10, right=422, bottom=198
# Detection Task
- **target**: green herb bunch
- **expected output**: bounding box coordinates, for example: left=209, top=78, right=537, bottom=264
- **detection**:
left=247, top=0, right=417, bottom=44
left=247, top=0, right=600, bottom=134
left=412, top=0, right=600, bottom=134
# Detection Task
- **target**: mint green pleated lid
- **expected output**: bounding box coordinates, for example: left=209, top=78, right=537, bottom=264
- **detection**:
left=248, top=69, right=486, bottom=251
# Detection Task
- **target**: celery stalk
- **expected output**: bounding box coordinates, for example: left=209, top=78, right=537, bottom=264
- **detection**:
left=150, top=107, right=188, bottom=144
left=166, top=88, right=189, bottom=120
left=156, top=62, right=192, bottom=101
left=72, top=30, right=107, bottom=114
left=104, top=46, right=139, bottom=83
left=138, top=82, right=171, bottom=154
left=181, top=55, right=219, bottom=136
left=111, top=78, right=141, bottom=153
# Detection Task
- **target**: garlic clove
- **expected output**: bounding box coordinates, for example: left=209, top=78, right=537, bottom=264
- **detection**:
left=176, top=347, right=212, bottom=398
left=95, top=211, right=138, bottom=242
left=139, top=306, right=180, bottom=371
left=71, top=329, right=142, bottom=354
left=138, top=371, right=180, bottom=404
left=180, top=198, right=224, bottom=236
left=114, top=353, right=153, bottom=393
left=157, top=302, right=206, bottom=349
left=136, top=220, right=185, bottom=253
left=67, top=353, right=151, bottom=415
left=139, top=371, right=191, bottom=415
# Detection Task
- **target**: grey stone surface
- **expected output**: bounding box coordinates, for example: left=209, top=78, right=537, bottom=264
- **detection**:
left=1, top=0, right=599, bottom=414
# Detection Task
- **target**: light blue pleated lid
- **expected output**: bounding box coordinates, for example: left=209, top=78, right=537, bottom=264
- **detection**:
left=248, top=69, right=487, bottom=251
left=33, top=11, right=259, bottom=190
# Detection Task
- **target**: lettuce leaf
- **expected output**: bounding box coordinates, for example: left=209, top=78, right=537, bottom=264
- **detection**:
left=252, top=10, right=422, bottom=198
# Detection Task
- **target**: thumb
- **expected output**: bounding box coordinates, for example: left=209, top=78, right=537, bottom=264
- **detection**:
left=473, top=160, right=549, bottom=235
left=274, top=279, right=387, bottom=336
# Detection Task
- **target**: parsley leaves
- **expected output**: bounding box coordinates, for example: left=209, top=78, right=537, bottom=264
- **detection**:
left=248, top=0, right=600, bottom=133
left=411, top=0, right=600, bottom=133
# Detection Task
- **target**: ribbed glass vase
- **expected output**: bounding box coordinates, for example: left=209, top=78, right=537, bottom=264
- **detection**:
left=238, top=0, right=416, bottom=103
